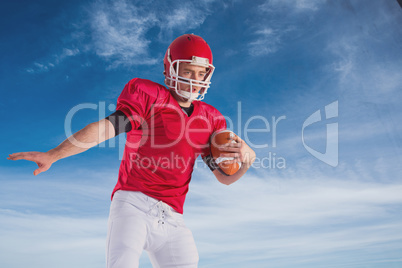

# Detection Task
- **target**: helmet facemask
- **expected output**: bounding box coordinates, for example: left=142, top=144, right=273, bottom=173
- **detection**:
left=165, top=49, right=215, bottom=101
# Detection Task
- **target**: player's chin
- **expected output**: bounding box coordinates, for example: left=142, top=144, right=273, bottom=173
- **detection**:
left=178, top=94, right=190, bottom=101
left=178, top=96, right=192, bottom=104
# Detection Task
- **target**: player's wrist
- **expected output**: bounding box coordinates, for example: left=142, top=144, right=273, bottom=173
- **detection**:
left=47, top=148, right=61, bottom=162
left=241, top=150, right=256, bottom=167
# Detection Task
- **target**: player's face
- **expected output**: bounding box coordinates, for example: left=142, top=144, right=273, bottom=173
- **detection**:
left=177, top=62, right=208, bottom=93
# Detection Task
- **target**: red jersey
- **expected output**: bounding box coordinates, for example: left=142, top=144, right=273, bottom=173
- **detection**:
left=112, top=78, right=226, bottom=214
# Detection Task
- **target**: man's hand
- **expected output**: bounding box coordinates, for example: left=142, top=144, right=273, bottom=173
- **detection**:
left=212, top=134, right=256, bottom=185
left=7, top=151, right=57, bottom=176
left=219, top=135, right=256, bottom=168
left=7, top=118, right=116, bottom=176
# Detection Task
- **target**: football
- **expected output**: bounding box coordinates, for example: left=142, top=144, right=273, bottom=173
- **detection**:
left=210, top=130, right=241, bottom=175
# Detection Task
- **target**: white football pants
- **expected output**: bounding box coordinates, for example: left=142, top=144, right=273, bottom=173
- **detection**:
left=106, top=190, right=199, bottom=268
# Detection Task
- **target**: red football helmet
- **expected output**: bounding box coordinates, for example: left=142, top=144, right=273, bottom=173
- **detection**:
left=164, top=34, right=215, bottom=101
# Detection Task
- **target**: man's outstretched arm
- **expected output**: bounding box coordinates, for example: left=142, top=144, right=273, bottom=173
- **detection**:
left=7, top=119, right=116, bottom=176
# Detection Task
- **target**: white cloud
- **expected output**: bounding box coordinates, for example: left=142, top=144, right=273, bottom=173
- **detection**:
left=260, top=0, right=326, bottom=13
left=58, top=48, right=80, bottom=61
left=248, top=27, right=281, bottom=56
left=25, top=0, right=216, bottom=71
left=26, top=48, right=80, bottom=73
left=325, top=1, right=402, bottom=105
left=158, top=2, right=214, bottom=40
left=2, top=151, right=402, bottom=268
left=247, top=0, right=324, bottom=57
left=88, top=0, right=158, bottom=68
left=184, top=166, right=402, bottom=267
left=164, top=7, right=199, bottom=30
left=0, top=209, right=107, bottom=268
left=0, top=169, right=114, bottom=267
left=26, top=62, right=51, bottom=73
left=188, top=170, right=402, bottom=226
left=87, top=0, right=216, bottom=68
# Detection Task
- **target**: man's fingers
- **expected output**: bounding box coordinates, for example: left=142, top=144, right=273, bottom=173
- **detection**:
left=34, top=163, right=50, bottom=176
left=7, top=152, right=26, bottom=160
left=223, top=159, right=241, bottom=165
left=33, top=167, right=45, bottom=176
left=220, top=153, right=240, bottom=158
left=8, top=152, right=36, bottom=161
left=219, top=145, right=241, bottom=153
left=227, top=139, right=241, bottom=146
left=219, top=143, right=241, bottom=149
left=8, top=151, right=52, bottom=176
left=232, top=134, right=242, bottom=143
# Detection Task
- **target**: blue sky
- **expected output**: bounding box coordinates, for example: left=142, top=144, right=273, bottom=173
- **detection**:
left=1, top=0, right=402, bottom=267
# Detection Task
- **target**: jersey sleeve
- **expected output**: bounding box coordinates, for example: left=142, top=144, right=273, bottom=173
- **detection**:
left=116, top=78, right=156, bottom=131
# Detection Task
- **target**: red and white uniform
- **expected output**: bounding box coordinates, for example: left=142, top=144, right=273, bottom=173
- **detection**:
left=112, top=78, right=226, bottom=214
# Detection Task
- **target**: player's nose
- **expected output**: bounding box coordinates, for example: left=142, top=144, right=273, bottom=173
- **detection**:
left=192, top=83, right=202, bottom=92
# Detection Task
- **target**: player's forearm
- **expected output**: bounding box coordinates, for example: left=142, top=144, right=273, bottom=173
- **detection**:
left=213, top=160, right=255, bottom=185
left=215, top=145, right=256, bottom=185
left=48, top=119, right=115, bottom=162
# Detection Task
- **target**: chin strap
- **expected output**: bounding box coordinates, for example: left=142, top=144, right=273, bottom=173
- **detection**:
left=177, top=89, right=201, bottom=101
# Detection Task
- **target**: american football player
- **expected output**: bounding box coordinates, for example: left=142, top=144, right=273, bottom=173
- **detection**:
left=8, top=34, right=256, bottom=268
